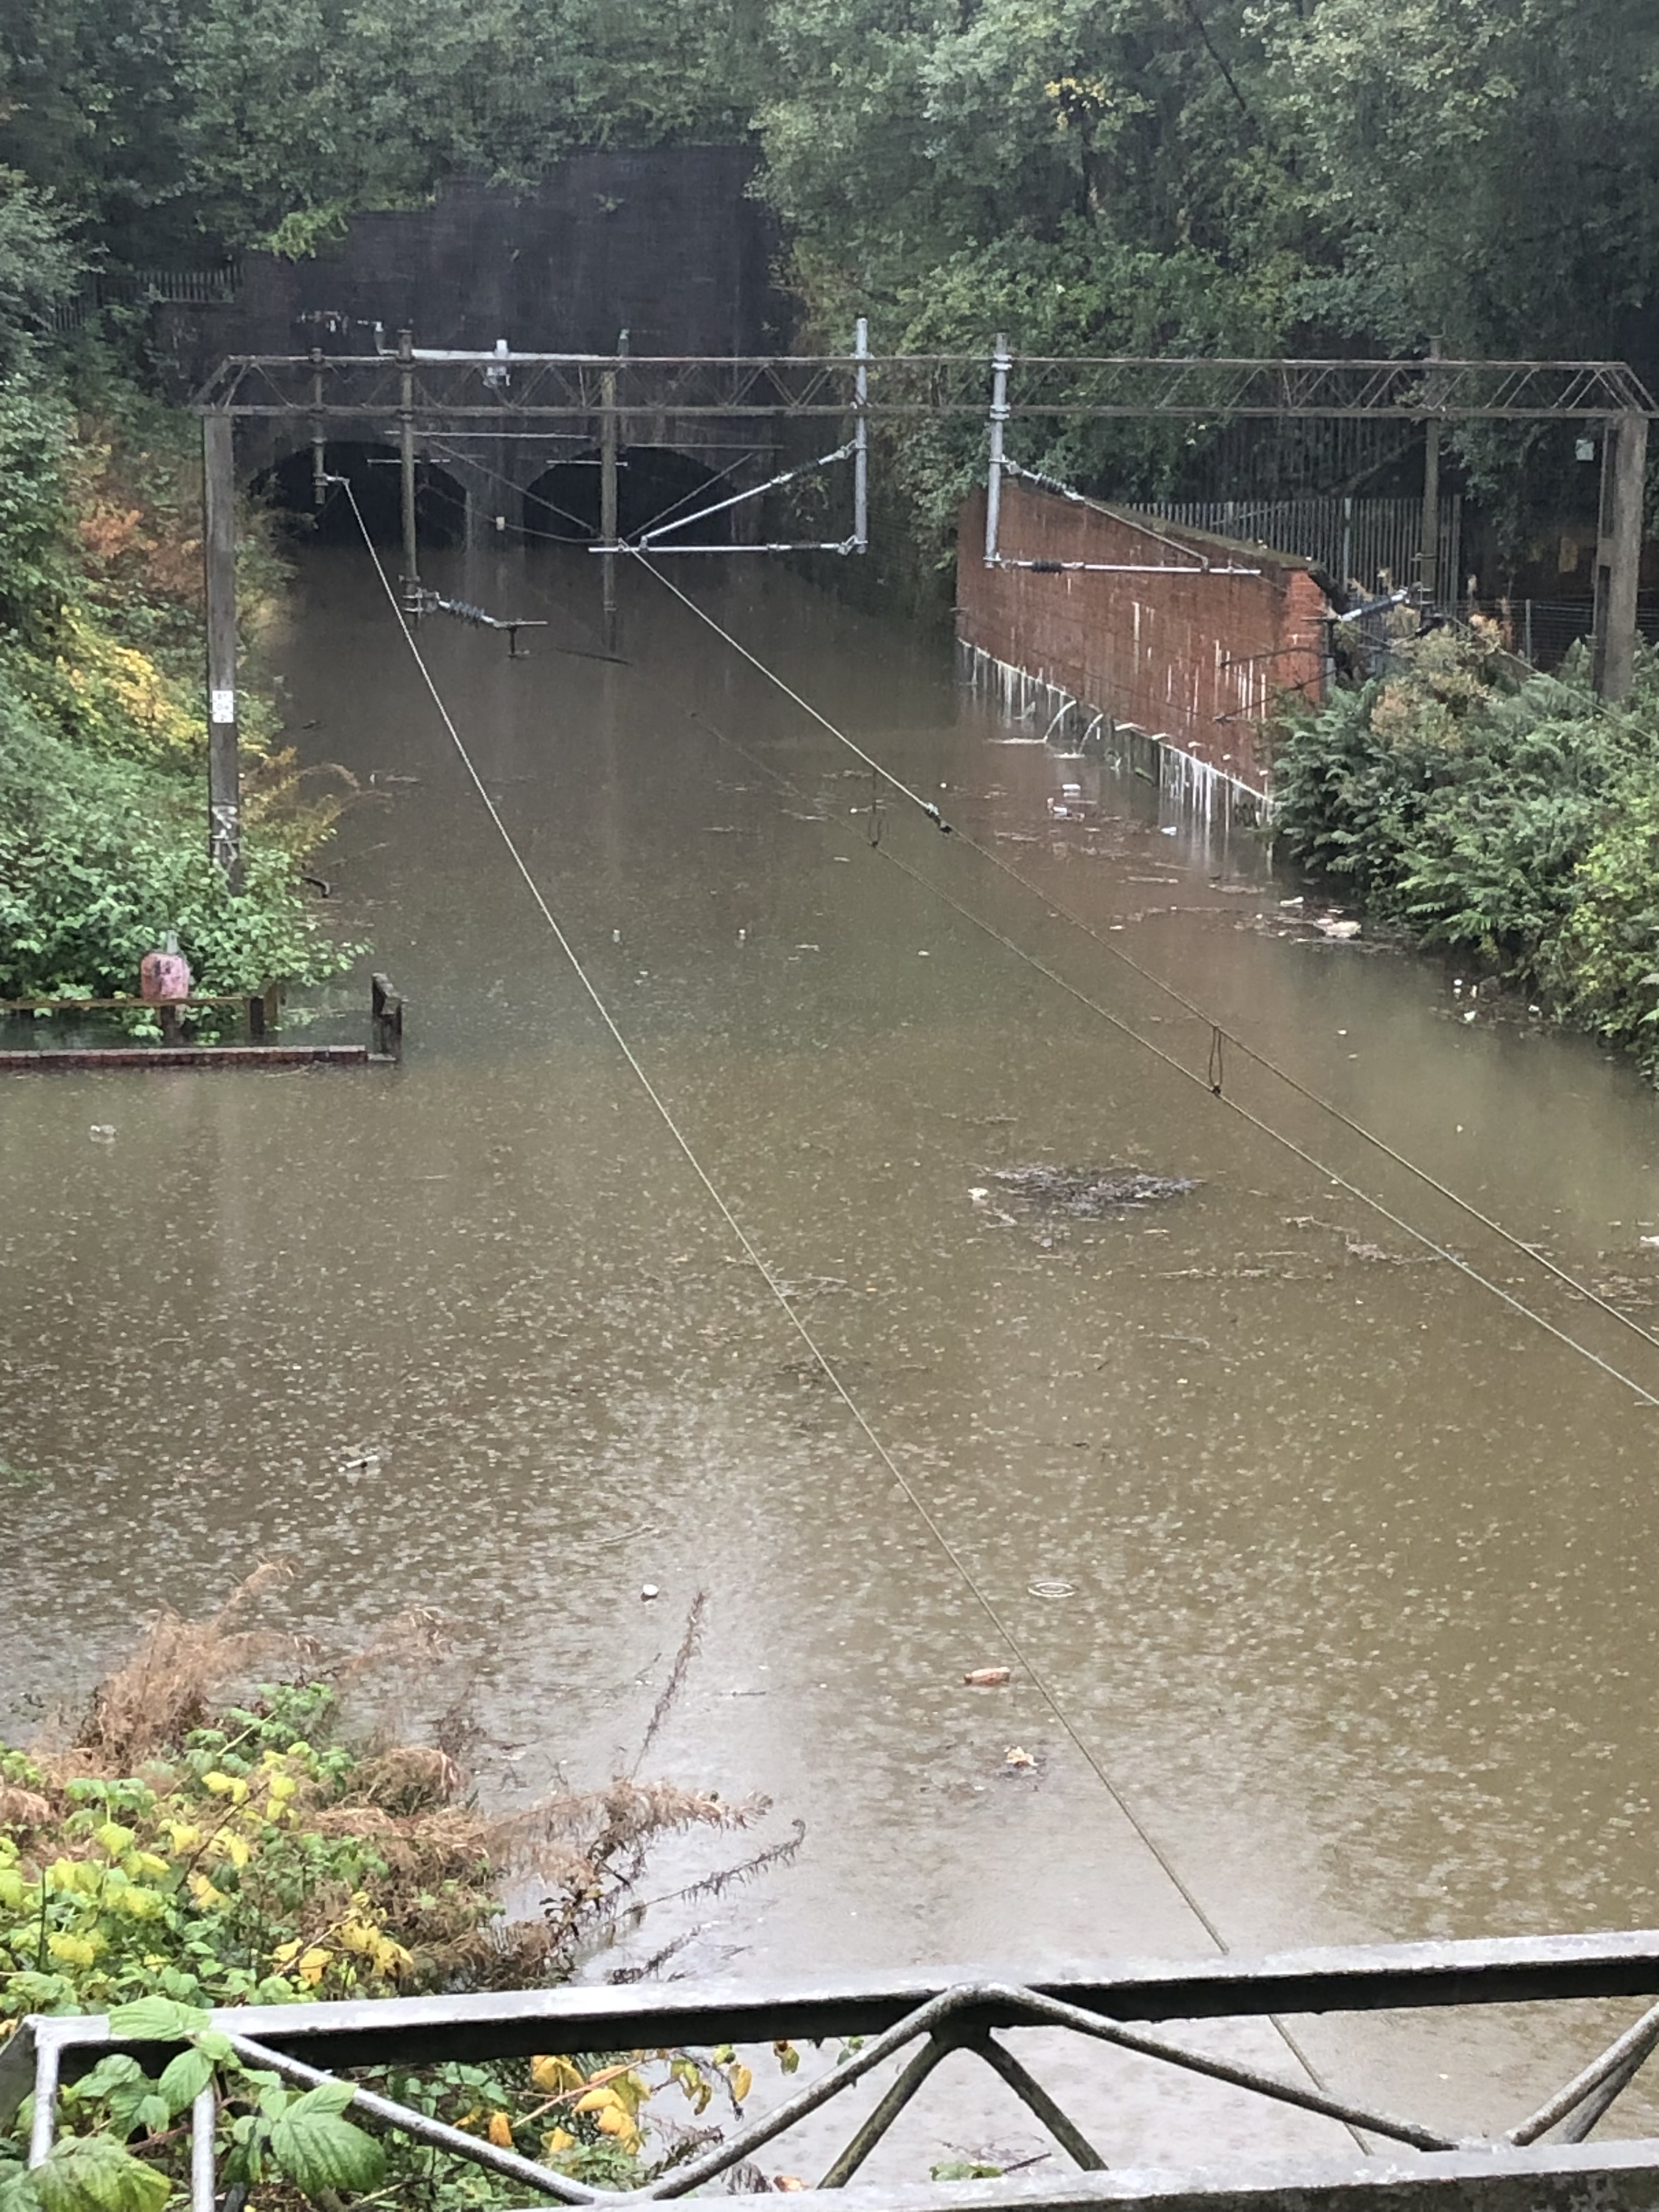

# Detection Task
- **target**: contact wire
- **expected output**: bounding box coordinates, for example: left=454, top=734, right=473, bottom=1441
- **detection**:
left=627, top=549, right=1659, bottom=1385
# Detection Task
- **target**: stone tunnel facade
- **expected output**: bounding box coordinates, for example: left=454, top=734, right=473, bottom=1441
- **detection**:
left=159, top=149, right=786, bottom=541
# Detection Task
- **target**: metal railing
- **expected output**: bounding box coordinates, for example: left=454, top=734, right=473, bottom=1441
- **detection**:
left=7, top=1931, right=1659, bottom=2207
left=1143, top=494, right=1464, bottom=616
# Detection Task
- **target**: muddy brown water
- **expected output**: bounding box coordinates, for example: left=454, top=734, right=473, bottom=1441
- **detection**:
left=6, top=543, right=1659, bottom=2170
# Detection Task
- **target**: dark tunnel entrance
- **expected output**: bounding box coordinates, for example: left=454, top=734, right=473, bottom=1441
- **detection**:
left=257, top=442, right=467, bottom=547
left=522, top=447, right=733, bottom=547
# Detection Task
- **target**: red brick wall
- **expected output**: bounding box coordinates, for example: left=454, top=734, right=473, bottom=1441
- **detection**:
left=956, top=481, right=1328, bottom=793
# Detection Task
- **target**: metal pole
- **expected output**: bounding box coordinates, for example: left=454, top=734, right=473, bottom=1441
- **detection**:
left=600, top=362, right=619, bottom=653
left=984, top=333, right=1010, bottom=567
left=1593, top=408, right=1646, bottom=701
left=309, top=347, right=325, bottom=509
left=1419, top=339, right=1442, bottom=611
left=398, top=327, right=419, bottom=601
left=202, top=411, right=242, bottom=891
left=853, top=315, right=869, bottom=554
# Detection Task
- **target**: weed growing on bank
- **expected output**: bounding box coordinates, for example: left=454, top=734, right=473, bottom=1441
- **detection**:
left=0, top=374, right=356, bottom=1006
left=0, top=1569, right=804, bottom=2211
left=1271, top=625, right=1659, bottom=1071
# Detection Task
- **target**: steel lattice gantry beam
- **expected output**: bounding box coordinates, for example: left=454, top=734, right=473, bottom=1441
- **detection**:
left=195, top=349, right=1656, bottom=422
left=185, top=341, right=1656, bottom=885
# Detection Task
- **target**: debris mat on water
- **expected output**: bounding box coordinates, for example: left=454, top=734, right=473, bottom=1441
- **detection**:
left=987, top=1165, right=1200, bottom=1217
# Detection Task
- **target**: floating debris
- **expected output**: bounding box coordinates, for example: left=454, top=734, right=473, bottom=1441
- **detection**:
left=987, top=1165, right=1199, bottom=1218
left=964, top=1666, right=1012, bottom=1687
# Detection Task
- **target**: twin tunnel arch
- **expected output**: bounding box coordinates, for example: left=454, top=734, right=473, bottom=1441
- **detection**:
left=256, top=442, right=732, bottom=548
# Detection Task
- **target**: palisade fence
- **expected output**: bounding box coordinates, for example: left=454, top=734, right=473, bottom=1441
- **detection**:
left=1142, top=494, right=1464, bottom=614
left=46, top=264, right=241, bottom=337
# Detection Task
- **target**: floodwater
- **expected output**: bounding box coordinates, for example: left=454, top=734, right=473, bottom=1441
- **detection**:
left=7, top=540, right=1659, bottom=2171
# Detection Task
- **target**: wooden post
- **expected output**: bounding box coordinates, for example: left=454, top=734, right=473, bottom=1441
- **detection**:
left=371, top=973, right=403, bottom=1062
left=1593, top=409, right=1647, bottom=702
left=398, top=328, right=419, bottom=597
left=202, top=411, right=242, bottom=890
left=600, top=363, right=619, bottom=653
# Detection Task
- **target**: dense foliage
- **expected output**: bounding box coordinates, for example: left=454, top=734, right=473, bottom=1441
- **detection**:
left=0, top=207, right=354, bottom=1007
left=1272, top=625, right=1659, bottom=1065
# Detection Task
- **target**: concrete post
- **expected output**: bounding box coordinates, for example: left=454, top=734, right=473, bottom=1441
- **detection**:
left=397, top=328, right=419, bottom=597
left=1593, top=409, right=1647, bottom=702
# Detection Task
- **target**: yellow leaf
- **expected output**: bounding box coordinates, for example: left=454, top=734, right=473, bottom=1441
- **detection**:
left=266, top=1774, right=298, bottom=1801
left=188, top=1872, right=229, bottom=1910
left=730, top=2064, right=753, bottom=2106
left=574, top=2087, right=619, bottom=2114
left=487, top=2113, right=515, bottom=2149
left=272, top=1939, right=302, bottom=1965
left=162, top=1822, right=202, bottom=1853
left=94, top=1821, right=134, bottom=1857
left=47, top=1932, right=99, bottom=1967
left=605, top=2072, right=647, bottom=2119
left=531, top=2055, right=584, bottom=2096
left=542, top=2128, right=575, bottom=2155
left=202, top=1772, right=236, bottom=1796
left=595, top=2107, right=637, bottom=2146
left=373, top=1937, right=413, bottom=1977
left=219, top=1832, right=251, bottom=1870
left=298, top=1946, right=331, bottom=1987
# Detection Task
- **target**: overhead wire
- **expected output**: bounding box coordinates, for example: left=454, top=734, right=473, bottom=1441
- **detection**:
left=334, top=476, right=1271, bottom=1979
left=624, top=549, right=1659, bottom=1402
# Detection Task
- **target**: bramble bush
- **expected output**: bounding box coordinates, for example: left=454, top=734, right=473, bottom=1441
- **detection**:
left=0, top=1572, right=804, bottom=2212
left=1271, top=625, right=1659, bottom=1072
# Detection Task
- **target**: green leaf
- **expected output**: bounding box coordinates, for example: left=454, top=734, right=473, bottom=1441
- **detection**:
left=30, top=2137, right=170, bottom=2212
left=65, top=2059, right=142, bottom=2106
left=106, top=1997, right=210, bottom=2044
left=269, top=2086, right=385, bottom=2200
left=156, top=2048, right=214, bottom=2116
left=287, top=2080, right=355, bottom=2119
left=0, top=2157, right=39, bottom=2212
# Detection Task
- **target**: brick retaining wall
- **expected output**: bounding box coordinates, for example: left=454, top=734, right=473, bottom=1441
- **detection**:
left=956, top=479, right=1329, bottom=798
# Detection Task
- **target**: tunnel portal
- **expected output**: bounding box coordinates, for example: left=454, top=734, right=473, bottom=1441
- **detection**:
left=523, top=448, right=732, bottom=547
left=257, top=442, right=468, bottom=548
